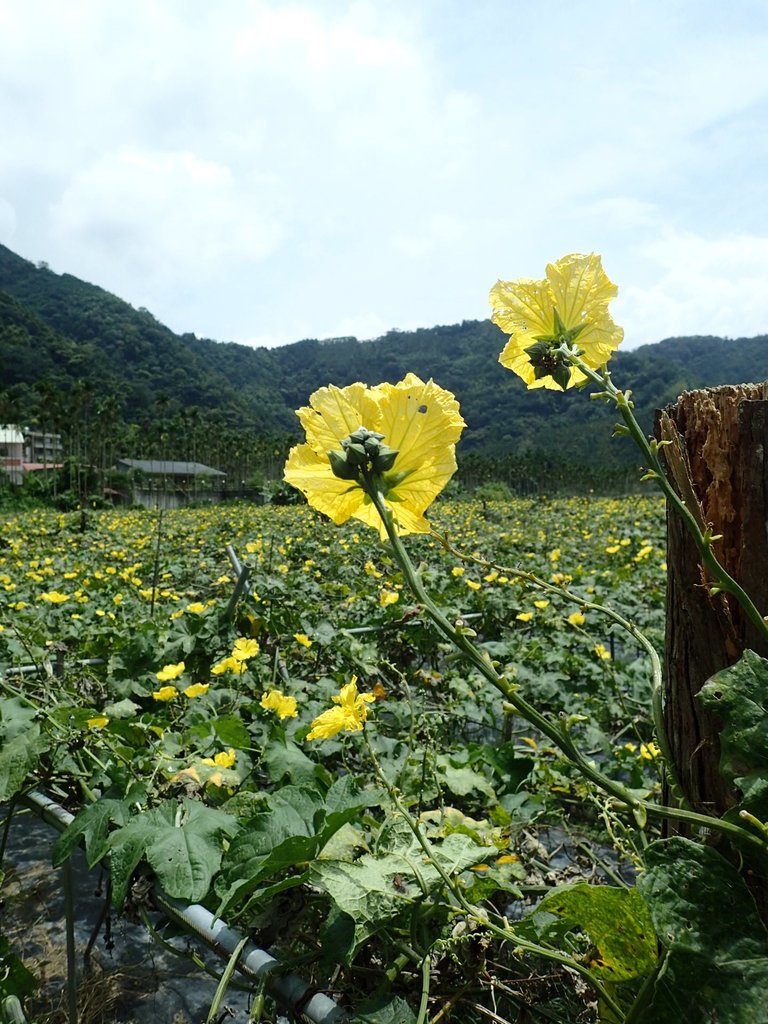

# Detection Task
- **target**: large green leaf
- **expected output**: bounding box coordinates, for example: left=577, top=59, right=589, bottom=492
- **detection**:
left=263, top=736, right=331, bottom=787
left=636, top=837, right=768, bottom=1024
left=0, top=698, right=37, bottom=741
left=0, top=726, right=48, bottom=802
left=312, top=831, right=492, bottom=952
left=52, top=797, right=131, bottom=868
left=523, top=882, right=656, bottom=982
left=698, top=649, right=768, bottom=816
left=349, top=994, right=417, bottom=1024
left=107, top=798, right=238, bottom=907
left=215, top=780, right=377, bottom=917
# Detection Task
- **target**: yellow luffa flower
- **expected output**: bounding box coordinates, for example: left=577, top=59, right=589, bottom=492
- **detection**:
left=156, top=660, right=186, bottom=681
left=211, top=655, right=246, bottom=675
left=202, top=748, right=237, bottom=769
left=152, top=685, right=179, bottom=701
left=490, top=253, right=624, bottom=390
left=306, top=676, right=376, bottom=741
left=232, top=637, right=259, bottom=662
left=284, top=373, right=465, bottom=539
left=260, top=689, right=299, bottom=719
left=183, top=682, right=210, bottom=699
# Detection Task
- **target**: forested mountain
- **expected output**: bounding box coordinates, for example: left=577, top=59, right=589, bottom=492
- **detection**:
left=2, top=242, right=767, bottom=494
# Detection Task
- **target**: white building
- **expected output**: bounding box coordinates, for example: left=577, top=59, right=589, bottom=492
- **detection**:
left=0, top=426, right=65, bottom=484
left=0, top=425, right=25, bottom=484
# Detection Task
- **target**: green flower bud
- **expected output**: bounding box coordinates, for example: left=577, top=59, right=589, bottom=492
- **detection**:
left=525, top=340, right=572, bottom=391
left=373, top=445, right=399, bottom=472
left=343, top=441, right=368, bottom=466
left=328, top=449, right=360, bottom=481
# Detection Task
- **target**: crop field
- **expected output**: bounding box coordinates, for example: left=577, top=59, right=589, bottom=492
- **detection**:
left=1, top=496, right=670, bottom=1022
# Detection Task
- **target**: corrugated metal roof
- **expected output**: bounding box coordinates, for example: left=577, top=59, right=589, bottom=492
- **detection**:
left=116, top=459, right=225, bottom=477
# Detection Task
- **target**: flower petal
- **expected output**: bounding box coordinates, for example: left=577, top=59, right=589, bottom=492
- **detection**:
left=284, top=443, right=366, bottom=524
left=296, top=382, right=380, bottom=456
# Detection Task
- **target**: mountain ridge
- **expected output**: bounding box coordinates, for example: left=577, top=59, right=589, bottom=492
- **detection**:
left=2, top=242, right=767, bottom=491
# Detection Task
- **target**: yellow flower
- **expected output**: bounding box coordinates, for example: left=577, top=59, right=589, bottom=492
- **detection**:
left=567, top=612, right=586, bottom=627
left=533, top=599, right=549, bottom=609
left=186, top=602, right=207, bottom=614
left=595, top=643, right=612, bottom=661
left=490, top=253, right=623, bottom=390
left=211, top=656, right=245, bottom=675
left=183, top=683, right=210, bottom=699
left=232, top=637, right=259, bottom=662
left=260, top=689, right=299, bottom=719
left=87, top=716, right=109, bottom=730
left=284, top=373, right=465, bottom=539
left=156, top=661, right=185, bottom=681
left=152, top=685, right=179, bottom=701
left=294, top=632, right=313, bottom=648
left=40, top=591, right=70, bottom=603
left=379, top=588, right=400, bottom=607
left=451, top=566, right=465, bottom=577
left=466, top=580, right=481, bottom=591
left=306, top=676, right=376, bottom=741
left=202, top=748, right=236, bottom=769
left=640, top=742, right=661, bottom=761
left=516, top=611, right=534, bottom=622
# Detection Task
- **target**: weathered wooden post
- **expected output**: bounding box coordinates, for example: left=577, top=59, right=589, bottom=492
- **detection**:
left=658, top=382, right=768, bottom=818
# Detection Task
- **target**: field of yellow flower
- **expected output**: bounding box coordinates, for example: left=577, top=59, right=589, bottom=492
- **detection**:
left=0, top=495, right=667, bottom=1021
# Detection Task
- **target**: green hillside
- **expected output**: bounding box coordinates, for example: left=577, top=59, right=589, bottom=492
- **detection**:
left=1, top=243, right=767, bottom=495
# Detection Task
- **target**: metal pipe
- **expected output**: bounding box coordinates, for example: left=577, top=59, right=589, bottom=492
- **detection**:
left=19, top=791, right=348, bottom=1024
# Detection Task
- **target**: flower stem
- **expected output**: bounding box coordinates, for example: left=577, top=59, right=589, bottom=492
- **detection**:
left=566, top=351, right=768, bottom=646
left=365, top=485, right=768, bottom=856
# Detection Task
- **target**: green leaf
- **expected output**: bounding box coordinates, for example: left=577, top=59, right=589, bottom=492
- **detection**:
left=0, top=698, right=37, bottom=741
left=107, top=799, right=238, bottom=907
left=102, top=698, right=140, bottom=719
left=312, top=832, right=492, bottom=952
left=636, top=837, right=768, bottom=1024
left=214, top=787, right=323, bottom=915
left=698, top=649, right=768, bottom=816
left=212, top=714, right=251, bottom=749
left=52, top=798, right=131, bottom=868
left=0, top=935, right=37, bottom=1004
left=349, top=994, right=417, bottom=1024
left=527, top=882, right=656, bottom=982
left=215, top=781, right=376, bottom=917
left=0, top=726, right=48, bottom=802
left=436, top=756, right=496, bottom=800
left=263, top=736, right=331, bottom=787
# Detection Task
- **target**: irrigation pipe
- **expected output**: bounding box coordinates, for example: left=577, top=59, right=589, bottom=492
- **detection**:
left=19, top=791, right=348, bottom=1024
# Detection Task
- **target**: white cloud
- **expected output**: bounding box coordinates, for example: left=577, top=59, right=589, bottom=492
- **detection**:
left=48, top=147, right=282, bottom=313
left=619, top=231, right=768, bottom=345
left=1, top=1, right=767, bottom=346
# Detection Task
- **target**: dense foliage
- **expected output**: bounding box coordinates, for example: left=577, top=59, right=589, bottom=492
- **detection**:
left=1, top=496, right=669, bottom=1022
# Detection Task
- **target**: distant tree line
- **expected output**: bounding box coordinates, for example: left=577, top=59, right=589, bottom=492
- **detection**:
left=2, top=242, right=767, bottom=502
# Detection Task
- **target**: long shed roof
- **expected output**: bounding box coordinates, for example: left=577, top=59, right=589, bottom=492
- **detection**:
left=116, top=459, right=225, bottom=477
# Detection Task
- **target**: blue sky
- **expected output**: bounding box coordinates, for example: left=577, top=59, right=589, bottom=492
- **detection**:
left=1, top=0, right=767, bottom=350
